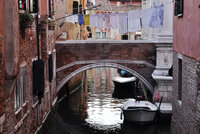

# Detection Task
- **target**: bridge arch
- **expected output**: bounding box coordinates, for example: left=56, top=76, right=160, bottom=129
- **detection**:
left=57, top=63, right=154, bottom=94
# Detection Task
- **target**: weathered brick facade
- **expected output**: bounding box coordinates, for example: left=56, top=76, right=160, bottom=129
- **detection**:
left=0, top=1, right=6, bottom=132
left=0, top=0, right=58, bottom=133
left=171, top=52, right=200, bottom=134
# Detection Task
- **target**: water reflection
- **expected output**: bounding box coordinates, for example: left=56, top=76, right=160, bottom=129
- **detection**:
left=39, top=67, right=170, bottom=134
left=66, top=67, right=170, bottom=133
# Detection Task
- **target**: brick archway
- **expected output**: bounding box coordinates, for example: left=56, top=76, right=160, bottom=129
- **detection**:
left=57, top=63, right=154, bottom=94
left=56, top=40, right=157, bottom=95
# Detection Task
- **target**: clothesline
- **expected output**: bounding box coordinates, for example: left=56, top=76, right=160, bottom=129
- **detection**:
left=66, top=4, right=164, bottom=34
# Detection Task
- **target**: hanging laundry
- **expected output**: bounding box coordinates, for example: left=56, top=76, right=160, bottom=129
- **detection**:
left=110, top=13, right=118, bottom=29
left=149, top=5, right=164, bottom=28
left=118, top=12, right=128, bottom=34
left=66, top=15, right=75, bottom=24
left=104, top=13, right=112, bottom=29
left=141, top=8, right=154, bottom=28
left=78, top=14, right=84, bottom=25
left=96, top=14, right=104, bottom=28
left=128, top=10, right=141, bottom=32
left=84, top=15, right=90, bottom=26
left=90, top=14, right=97, bottom=27
left=74, top=14, right=78, bottom=23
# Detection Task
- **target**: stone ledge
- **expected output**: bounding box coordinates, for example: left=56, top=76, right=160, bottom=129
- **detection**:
left=152, top=74, right=173, bottom=81
left=56, top=40, right=155, bottom=44
left=155, top=103, right=172, bottom=114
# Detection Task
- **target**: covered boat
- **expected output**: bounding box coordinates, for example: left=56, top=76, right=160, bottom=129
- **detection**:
left=112, top=76, right=137, bottom=99
left=112, top=76, right=137, bottom=88
left=121, top=99, right=158, bottom=123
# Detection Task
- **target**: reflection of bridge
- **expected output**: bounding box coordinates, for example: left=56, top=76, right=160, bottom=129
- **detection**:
left=56, top=40, right=156, bottom=94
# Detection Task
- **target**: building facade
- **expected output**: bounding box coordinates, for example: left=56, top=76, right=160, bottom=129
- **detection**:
left=0, top=0, right=61, bottom=133
left=90, top=0, right=142, bottom=40
left=171, top=0, right=200, bottom=133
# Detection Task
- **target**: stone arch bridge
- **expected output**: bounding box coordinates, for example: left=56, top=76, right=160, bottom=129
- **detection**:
left=56, top=40, right=156, bottom=94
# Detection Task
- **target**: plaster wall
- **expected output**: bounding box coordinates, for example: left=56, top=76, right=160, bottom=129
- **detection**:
left=4, top=0, right=19, bottom=91
left=39, top=0, right=49, bottom=15
left=54, top=0, right=67, bottom=37
left=173, top=0, right=200, bottom=60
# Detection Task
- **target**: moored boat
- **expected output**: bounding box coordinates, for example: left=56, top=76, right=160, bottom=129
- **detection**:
left=121, top=99, right=158, bottom=124
left=112, top=76, right=137, bottom=99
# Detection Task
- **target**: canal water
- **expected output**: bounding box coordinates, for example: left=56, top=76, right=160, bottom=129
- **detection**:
left=39, top=68, right=170, bottom=134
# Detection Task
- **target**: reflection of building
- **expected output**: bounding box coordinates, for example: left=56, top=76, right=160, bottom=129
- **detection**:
left=171, top=0, right=200, bottom=133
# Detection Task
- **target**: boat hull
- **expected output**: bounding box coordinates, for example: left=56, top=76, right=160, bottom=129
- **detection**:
left=122, top=109, right=156, bottom=123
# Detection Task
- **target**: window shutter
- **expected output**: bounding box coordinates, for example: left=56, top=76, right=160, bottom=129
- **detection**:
left=48, top=54, right=53, bottom=82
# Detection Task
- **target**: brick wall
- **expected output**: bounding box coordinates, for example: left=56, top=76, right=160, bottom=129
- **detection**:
left=171, top=52, right=200, bottom=134
left=1, top=16, right=57, bottom=134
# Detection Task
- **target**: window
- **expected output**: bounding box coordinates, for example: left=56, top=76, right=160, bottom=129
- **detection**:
left=22, top=67, right=26, bottom=103
left=174, top=0, right=183, bottom=16
left=14, top=67, right=27, bottom=111
left=73, top=1, right=79, bottom=14
left=18, top=0, right=28, bottom=10
left=14, top=76, right=21, bottom=111
left=49, top=0, right=54, bottom=17
left=178, top=58, right=182, bottom=101
left=29, top=0, right=37, bottom=13
left=88, top=33, right=92, bottom=38
left=102, top=32, right=107, bottom=39
left=121, top=34, right=128, bottom=40
left=96, top=32, right=101, bottom=39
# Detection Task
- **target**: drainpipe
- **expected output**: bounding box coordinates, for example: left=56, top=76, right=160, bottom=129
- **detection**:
left=35, top=0, right=40, bottom=125
left=36, top=0, right=40, bottom=60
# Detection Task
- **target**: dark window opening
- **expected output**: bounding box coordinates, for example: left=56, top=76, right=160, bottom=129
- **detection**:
left=88, top=33, right=92, bottom=38
left=49, top=0, right=54, bottom=17
left=73, top=1, right=79, bottom=14
left=29, top=0, right=37, bottom=13
left=121, top=35, right=128, bottom=40
left=18, top=0, right=27, bottom=10
left=174, top=0, right=183, bottom=16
